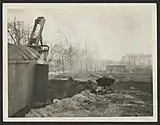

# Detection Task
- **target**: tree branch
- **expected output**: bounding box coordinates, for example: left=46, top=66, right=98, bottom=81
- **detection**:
left=8, top=29, right=16, bottom=44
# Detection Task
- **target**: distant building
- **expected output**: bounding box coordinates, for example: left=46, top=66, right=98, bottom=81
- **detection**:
left=106, top=64, right=126, bottom=73
left=122, top=54, right=152, bottom=66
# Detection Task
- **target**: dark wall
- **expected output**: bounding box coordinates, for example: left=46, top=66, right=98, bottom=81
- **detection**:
left=8, top=63, right=35, bottom=116
left=32, top=64, right=49, bottom=103
left=8, top=63, right=49, bottom=116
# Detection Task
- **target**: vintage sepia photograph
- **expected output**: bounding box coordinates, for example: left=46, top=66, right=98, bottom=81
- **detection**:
left=3, top=3, right=157, bottom=122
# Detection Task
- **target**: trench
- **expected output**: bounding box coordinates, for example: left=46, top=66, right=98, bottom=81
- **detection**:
left=47, top=78, right=87, bottom=101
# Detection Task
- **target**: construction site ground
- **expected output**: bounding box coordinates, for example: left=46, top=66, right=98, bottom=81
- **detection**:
left=21, top=71, right=153, bottom=117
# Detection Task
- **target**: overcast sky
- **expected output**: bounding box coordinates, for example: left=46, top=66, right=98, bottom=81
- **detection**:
left=6, top=3, right=156, bottom=61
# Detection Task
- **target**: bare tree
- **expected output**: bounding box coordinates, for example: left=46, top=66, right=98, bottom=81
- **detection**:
left=53, top=28, right=80, bottom=72
left=48, top=42, right=80, bottom=73
left=48, top=44, right=67, bottom=72
left=7, top=17, right=31, bottom=45
left=63, top=43, right=79, bottom=72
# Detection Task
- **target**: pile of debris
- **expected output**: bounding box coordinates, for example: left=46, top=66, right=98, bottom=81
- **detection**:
left=85, top=73, right=116, bottom=94
left=24, top=74, right=153, bottom=117
left=25, top=89, right=153, bottom=117
left=85, top=79, right=114, bottom=94
left=47, top=74, right=116, bottom=102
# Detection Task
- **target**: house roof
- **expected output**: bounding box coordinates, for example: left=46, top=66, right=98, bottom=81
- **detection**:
left=8, top=43, right=40, bottom=63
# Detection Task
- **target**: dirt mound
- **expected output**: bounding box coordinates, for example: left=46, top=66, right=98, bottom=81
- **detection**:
left=23, top=75, right=153, bottom=117
left=25, top=88, right=153, bottom=117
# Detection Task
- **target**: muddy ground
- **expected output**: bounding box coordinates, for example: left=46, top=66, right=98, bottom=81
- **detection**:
left=25, top=89, right=152, bottom=117
left=24, top=71, right=153, bottom=117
